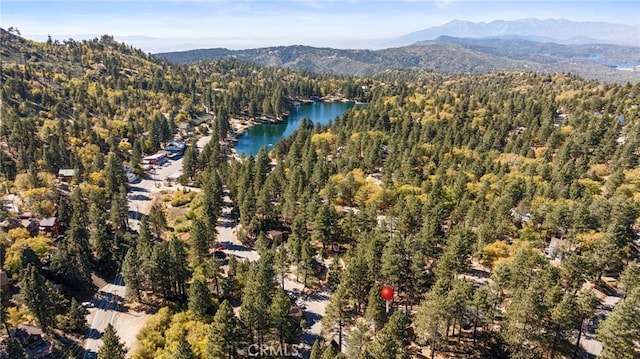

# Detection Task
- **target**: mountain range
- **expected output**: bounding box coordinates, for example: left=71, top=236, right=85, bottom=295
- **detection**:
left=390, top=18, right=640, bottom=47
left=156, top=19, right=640, bottom=84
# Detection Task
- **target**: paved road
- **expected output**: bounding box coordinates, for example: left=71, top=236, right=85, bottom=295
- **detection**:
left=84, top=136, right=214, bottom=357
left=83, top=275, right=126, bottom=359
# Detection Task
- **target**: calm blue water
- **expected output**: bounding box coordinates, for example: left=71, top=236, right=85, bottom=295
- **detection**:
left=234, top=101, right=357, bottom=157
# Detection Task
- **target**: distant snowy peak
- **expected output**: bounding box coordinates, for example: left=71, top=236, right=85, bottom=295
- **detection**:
left=393, top=18, right=640, bottom=47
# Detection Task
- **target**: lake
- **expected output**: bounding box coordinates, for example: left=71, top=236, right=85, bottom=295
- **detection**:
left=234, top=101, right=359, bottom=157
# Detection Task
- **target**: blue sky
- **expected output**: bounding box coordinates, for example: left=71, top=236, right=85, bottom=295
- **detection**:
left=2, top=1, right=639, bottom=52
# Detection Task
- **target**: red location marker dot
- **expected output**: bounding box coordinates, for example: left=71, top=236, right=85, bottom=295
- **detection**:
left=380, top=286, right=394, bottom=301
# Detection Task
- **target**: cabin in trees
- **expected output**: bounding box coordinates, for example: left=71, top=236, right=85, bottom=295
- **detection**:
left=57, top=168, right=76, bottom=182
left=39, top=217, right=61, bottom=237
left=546, top=237, right=579, bottom=262
left=267, top=230, right=287, bottom=244
left=12, top=324, right=53, bottom=359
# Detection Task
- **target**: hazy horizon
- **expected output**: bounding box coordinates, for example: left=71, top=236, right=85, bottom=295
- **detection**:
left=2, top=0, right=639, bottom=53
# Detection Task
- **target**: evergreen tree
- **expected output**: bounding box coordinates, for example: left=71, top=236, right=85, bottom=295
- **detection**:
left=182, top=143, right=199, bottom=182
left=322, top=284, right=353, bottom=352
left=275, top=244, right=288, bottom=289
left=206, top=256, right=223, bottom=297
left=169, top=238, right=190, bottom=298
left=89, top=201, right=114, bottom=271
left=206, top=300, right=238, bottom=358
left=202, top=172, right=223, bottom=231
left=173, top=333, right=196, bottom=359
left=104, top=151, right=126, bottom=195
left=28, top=162, right=40, bottom=188
left=269, top=288, right=298, bottom=348
left=150, top=241, right=173, bottom=298
left=415, top=290, right=448, bottom=359
left=188, top=276, right=213, bottom=320
left=98, top=323, right=127, bottom=359
left=312, top=203, right=338, bottom=251
left=0, top=301, right=9, bottom=337
left=310, top=339, right=324, bottom=359
left=6, top=337, right=27, bottom=359
left=322, top=344, right=337, bottom=359
left=189, top=215, right=211, bottom=264
left=618, top=260, right=640, bottom=298
left=240, top=254, right=275, bottom=347
left=135, top=219, right=155, bottom=292
left=367, top=310, right=408, bottom=359
left=22, top=265, right=55, bottom=332
left=110, top=185, right=129, bottom=231
left=148, top=202, right=167, bottom=239
left=300, top=239, right=314, bottom=288
left=597, top=288, right=640, bottom=359
left=60, top=298, right=88, bottom=333
left=122, top=246, right=143, bottom=301
left=365, top=284, right=386, bottom=333
left=347, top=321, right=371, bottom=358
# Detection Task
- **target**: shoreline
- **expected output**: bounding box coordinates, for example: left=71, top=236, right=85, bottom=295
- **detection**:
left=225, top=97, right=365, bottom=159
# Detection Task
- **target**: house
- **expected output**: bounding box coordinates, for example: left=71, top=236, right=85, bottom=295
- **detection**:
left=142, top=153, right=167, bottom=166
left=164, top=141, right=186, bottom=155
left=12, top=324, right=53, bottom=359
left=39, top=217, right=61, bottom=237
left=267, top=230, right=285, bottom=243
left=0, top=219, right=22, bottom=232
left=20, top=218, right=39, bottom=236
left=546, top=237, right=579, bottom=262
left=57, top=169, right=76, bottom=182
left=178, top=122, right=192, bottom=132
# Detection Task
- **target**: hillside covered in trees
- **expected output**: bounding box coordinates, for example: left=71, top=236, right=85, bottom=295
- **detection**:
left=1, top=28, right=640, bottom=359
left=156, top=40, right=640, bottom=84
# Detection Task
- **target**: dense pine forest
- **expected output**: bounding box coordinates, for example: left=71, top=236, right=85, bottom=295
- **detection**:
left=1, top=27, right=639, bottom=359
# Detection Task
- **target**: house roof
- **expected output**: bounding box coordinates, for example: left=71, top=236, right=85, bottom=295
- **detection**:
left=17, top=324, right=43, bottom=336
left=165, top=143, right=186, bottom=153
left=39, top=217, right=58, bottom=227
left=57, top=169, right=76, bottom=177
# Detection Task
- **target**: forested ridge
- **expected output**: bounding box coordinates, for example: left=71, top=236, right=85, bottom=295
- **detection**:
left=156, top=40, right=640, bottom=84
left=1, top=28, right=640, bottom=359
